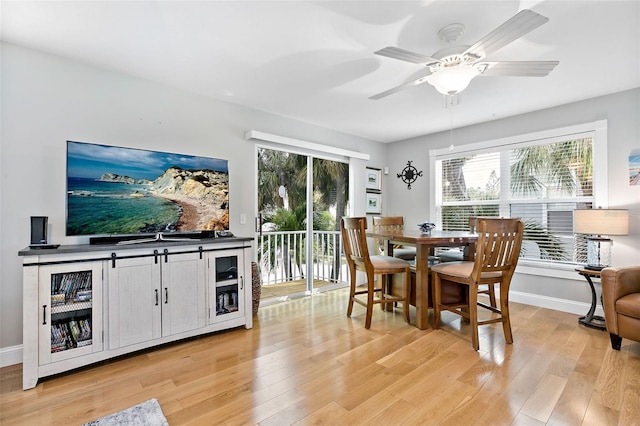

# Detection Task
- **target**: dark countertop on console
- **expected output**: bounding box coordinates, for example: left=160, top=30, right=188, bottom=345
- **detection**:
left=19, top=236, right=254, bottom=256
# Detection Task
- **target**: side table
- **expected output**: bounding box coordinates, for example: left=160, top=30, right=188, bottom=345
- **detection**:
left=575, top=268, right=606, bottom=331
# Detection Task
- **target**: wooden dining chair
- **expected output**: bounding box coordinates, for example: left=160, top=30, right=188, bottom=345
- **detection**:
left=341, top=217, right=411, bottom=329
left=371, top=216, right=416, bottom=260
left=371, top=216, right=403, bottom=255
left=468, top=217, right=497, bottom=308
left=434, top=216, right=498, bottom=308
left=431, top=218, right=524, bottom=350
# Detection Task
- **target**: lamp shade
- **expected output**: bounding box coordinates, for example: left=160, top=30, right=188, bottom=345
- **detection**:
left=425, top=65, right=481, bottom=95
left=574, top=209, right=629, bottom=235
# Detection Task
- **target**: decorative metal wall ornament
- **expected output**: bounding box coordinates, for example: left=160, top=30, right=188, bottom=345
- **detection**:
left=397, top=161, right=423, bottom=189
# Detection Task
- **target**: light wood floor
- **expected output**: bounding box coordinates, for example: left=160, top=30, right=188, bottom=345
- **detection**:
left=260, top=279, right=343, bottom=301
left=1, top=288, right=639, bottom=425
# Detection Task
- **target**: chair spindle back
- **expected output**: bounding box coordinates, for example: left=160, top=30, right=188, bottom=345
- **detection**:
left=471, top=218, right=524, bottom=281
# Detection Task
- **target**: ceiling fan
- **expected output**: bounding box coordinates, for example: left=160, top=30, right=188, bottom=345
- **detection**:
left=370, top=9, right=559, bottom=100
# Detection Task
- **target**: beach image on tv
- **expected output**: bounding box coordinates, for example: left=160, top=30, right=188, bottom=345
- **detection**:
left=66, top=141, right=229, bottom=236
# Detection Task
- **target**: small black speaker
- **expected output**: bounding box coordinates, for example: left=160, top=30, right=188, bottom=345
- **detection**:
left=30, top=216, right=48, bottom=245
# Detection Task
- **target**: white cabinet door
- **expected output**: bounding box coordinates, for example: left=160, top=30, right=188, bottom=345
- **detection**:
left=38, top=261, right=103, bottom=365
left=160, top=250, right=206, bottom=336
left=108, top=255, right=161, bottom=349
left=207, top=249, right=245, bottom=324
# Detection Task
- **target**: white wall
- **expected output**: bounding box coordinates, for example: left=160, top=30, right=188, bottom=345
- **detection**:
left=386, top=88, right=640, bottom=310
left=0, top=43, right=386, bottom=360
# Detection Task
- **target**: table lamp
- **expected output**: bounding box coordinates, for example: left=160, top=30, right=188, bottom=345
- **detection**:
left=574, top=208, right=629, bottom=270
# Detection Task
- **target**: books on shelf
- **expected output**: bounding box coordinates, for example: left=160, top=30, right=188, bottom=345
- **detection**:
left=50, top=318, right=92, bottom=353
left=51, top=271, right=92, bottom=305
left=49, top=271, right=94, bottom=352
left=51, top=293, right=66, bottom=306
left=74, top=290, right=92, bottom=302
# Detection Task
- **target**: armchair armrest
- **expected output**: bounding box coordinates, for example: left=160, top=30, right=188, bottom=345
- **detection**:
left=601, top=266, right=640, bottom=334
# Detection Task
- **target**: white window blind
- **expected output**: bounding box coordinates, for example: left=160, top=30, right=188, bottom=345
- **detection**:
left=434, top=130, right=599, bottom=266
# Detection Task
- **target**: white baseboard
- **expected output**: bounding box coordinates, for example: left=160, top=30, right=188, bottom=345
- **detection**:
left=0, top=292, right=603, bottom=369
left=0, top=345, right=23, bottom=368
left=509, top=291, right=604, bottom=318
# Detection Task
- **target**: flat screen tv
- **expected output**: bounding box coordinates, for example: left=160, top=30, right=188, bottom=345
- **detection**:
left=66, top=141, right=229, bottom=241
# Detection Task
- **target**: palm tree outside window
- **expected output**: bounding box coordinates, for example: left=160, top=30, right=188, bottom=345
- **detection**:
left=435, top=136, right=594, bottom=265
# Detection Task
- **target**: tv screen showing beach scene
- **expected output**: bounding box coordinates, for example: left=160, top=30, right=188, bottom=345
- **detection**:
left=66, top=141, right=229, bottom=236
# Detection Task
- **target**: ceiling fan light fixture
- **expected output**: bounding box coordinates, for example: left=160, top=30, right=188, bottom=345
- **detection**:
left=425, top=64, right=481, bottom=95
left=371, top=9, right=557, bottom=100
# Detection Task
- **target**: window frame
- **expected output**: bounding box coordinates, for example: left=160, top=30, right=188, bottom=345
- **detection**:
left=429, top=120, right=608, bottom=276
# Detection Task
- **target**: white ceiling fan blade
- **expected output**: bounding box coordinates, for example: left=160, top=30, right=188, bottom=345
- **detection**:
left=369, top=71, right=432, bottom=100
left=462, top=9, right=549, bottom=60
left=374, top=46, right=440, bottom=65
left=479, top=61, right=559, bottom=76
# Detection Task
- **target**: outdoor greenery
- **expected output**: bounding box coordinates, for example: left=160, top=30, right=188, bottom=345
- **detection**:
left=510, top=139, right=593, bottom=198
left=257, top=148, right=349, bottom=281
left=441, top=138, right=593, bottom=261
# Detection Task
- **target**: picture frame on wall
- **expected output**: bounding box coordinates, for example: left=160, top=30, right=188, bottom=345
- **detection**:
left=365, top=167, right=382, bottom=192
left=366, top=192, right=381, bottom=214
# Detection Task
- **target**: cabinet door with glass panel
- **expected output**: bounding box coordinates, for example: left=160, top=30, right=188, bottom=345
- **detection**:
left=38, top=261, right=103, bottom=365
left=207, top=250, right=245, bottom=324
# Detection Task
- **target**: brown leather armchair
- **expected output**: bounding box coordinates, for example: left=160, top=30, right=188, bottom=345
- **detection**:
left=601, top=266, right=640, bottom=350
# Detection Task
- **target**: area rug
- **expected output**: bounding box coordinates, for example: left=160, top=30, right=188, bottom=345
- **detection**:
left=82, top=398, right=169, bottom=426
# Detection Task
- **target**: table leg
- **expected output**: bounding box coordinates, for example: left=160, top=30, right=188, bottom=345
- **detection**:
left=415, top=244, right=429, bottom=330
left=578, top=273, right=606, bottom=331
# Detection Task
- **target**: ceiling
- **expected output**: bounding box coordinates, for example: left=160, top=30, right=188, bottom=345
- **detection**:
left=2, top=1, right=639, bottom=143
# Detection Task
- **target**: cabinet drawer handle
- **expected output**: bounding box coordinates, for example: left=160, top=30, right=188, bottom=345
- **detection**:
left=42, top=305, right=47, bottom=325
left=155, top=289, right=159, bottom=306
left=154, top=249, right=159, bottom=264
left=164, top=287, right=168, bottom=304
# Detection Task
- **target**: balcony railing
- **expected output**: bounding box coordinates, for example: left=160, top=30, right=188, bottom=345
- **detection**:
left=256, top=230, right=348, bottom=286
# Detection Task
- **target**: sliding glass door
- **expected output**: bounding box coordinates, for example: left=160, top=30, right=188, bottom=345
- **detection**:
left=256, top=147, right=349, bottom=302
left=311, top=157, right=349, bottom=290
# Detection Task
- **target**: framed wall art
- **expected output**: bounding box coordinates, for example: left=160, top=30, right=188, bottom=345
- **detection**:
left=365, top=167, right=381, bottom=192
left=365, top=192, right=381, bottom=214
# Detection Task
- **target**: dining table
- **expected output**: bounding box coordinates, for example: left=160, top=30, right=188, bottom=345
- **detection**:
left=365, top=229, right=478, bottom=330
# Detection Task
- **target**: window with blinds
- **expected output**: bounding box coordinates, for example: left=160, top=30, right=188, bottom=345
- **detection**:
left=436, top=136, right=595, bottom=265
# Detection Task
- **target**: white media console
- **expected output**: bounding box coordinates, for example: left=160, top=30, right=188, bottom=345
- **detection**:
left=19, top=237, right=253, bottom=390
